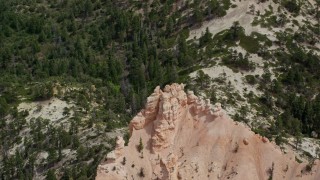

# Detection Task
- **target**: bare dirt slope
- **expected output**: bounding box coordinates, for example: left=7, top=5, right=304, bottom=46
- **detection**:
left=96, top=84, right=320, bottom=180
left=188, top=0, right=277, bottom=39
left=188, top=0, right=317, bottom=40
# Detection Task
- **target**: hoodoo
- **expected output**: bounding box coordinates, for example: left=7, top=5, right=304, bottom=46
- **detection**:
left=96, top=83, right=320, bottom=180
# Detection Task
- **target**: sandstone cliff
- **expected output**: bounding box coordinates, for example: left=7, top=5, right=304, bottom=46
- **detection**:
left=96, top=83, right=320, bottom=180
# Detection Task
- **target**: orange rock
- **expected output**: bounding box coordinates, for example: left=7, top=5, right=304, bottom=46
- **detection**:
left=96, top=83, right=320, bottom=180
left=243, top=138, right=249, bottom=145
left=262, top=137, right=269, bottom=143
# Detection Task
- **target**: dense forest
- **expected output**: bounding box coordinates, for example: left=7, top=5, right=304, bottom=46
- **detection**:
left=0, top=0, right=320, bottom=179
left=0, top=0, right=232, bottom=179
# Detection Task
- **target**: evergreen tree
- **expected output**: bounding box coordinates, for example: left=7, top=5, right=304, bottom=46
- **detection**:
left=231, top=21, right=241, bottom=40
left=199, top=27, right=212, bottom=47
left=166, top=17, right=174, bottom=35
left=177, top=35, right=191, bottom=66
left=84, top=0, right=94, bottom=17
left=77, top=145, right=86, bottom=161
left=46, top=169, right=57, bottom=180
left=47, top=148, right=57, bottom=167
left=0, top=97, right=9, bottom=117
left=137, top=137, right=144, bottom=153
left=195, top=70, right=210, bottom=88
left=193, top=8, right=203, bottom=24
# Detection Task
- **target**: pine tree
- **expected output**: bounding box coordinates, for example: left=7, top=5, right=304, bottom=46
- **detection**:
left=0, top=97, right=9, bottom=117
left=196, top=70, right=210, bottom=88
left=295, top=132, right=302, bottom=150
left=199, top=27, right=212, bottom=47
left=231, top=21, right=241, bottom=40
left=47, top=148, right=57, bottom=167
left=84, top=0, right=93, bottom=18
left=46, top=169, right=57, bottom=180
left=137, top=137, right=144, bottom=153
left=178, top=35, right=190, bottom=66
left=166, top=17, right=174, bottom=35
left=77, top=145, right=86, bottom=161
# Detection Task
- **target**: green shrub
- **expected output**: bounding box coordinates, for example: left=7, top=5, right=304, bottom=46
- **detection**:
left=239, top=35, right=260, bottom=54
left=283, top=0, right=300, bottom=14
left=31, top=83, right=54, bottom=101
left=245, top=75, right=257, bottom=85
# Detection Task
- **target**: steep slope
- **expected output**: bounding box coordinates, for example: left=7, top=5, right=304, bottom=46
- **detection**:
left=186, top=0, right=320, bottom=157
left=96, top=83, right=320, bottom=180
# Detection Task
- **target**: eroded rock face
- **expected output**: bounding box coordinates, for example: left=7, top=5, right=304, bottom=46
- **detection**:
left=96, top=83, right=320, bottom=180
left=103, top=136, right=125, bottom=164
left=114, top=136, right=125, bottom=157
left=152, top=84, right=188, bottom=152
left=129, top=86, right=161, bottom=134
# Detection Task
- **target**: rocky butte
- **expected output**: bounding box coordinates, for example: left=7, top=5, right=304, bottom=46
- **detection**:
left=96, top=83, right=320, bottom=180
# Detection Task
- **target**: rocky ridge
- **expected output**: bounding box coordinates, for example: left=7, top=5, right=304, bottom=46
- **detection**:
left=96, top=83, right=320, bottom=180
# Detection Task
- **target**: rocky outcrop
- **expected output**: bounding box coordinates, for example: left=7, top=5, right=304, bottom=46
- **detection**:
left=103, top=136, right=125, bottom=163
left=129, top=86, right=161, bottom=134
left=96, top=83, right=320, bottom=180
